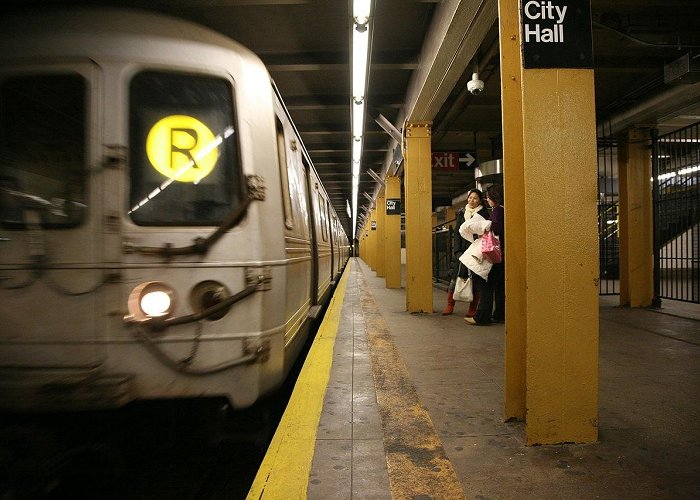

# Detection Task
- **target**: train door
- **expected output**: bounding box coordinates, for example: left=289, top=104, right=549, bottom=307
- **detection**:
left=318, top=189, right=334, bottom=297
left=328, top=202, right=335, bottom=282
left=0, top=63, right=104, bottom=369
left=303, top=157, right=320, bottom=307
left=275, top=115, right=315, bottom=339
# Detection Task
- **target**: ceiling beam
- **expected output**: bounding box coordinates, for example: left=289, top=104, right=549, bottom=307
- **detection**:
left=404, top=0, right=498, bottom=121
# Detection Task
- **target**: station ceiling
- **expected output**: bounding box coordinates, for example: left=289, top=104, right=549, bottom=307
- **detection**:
left=7, top=0, right=700, bottom=238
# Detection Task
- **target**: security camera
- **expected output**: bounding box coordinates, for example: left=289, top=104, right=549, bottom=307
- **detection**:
left=467, top=73, right=484, bottom=95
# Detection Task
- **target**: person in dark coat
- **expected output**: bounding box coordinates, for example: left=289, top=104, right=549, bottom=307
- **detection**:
left=442, top=188, right=489, bottom=316
left=465, top=183, right=505, bottom=325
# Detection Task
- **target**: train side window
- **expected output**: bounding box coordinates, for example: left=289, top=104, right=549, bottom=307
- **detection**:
left=275, top=118, right=293, bottom=229
left=129, top=71, right=241, bottom=226
left=0, top=73, right=87, bottom=228
left=327, top=200, right=334, bottom=244
left=317, top=191, right=328, bottom=241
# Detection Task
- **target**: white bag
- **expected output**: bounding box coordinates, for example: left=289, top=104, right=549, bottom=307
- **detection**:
left=453, top=276, right=473, bottom=302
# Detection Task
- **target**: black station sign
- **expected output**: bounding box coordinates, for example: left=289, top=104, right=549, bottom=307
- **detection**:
left=386, top=198, right=401, bottom=215
left=521, top=0, right=593, bottom=69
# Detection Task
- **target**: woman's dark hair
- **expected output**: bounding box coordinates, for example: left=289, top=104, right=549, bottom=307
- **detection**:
left=467, top=188, right=484, bottom=204
left=486, top=184, right=503, bottom=205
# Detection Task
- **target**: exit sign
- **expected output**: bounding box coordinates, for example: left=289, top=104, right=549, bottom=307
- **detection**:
left=431, top=151, right=476, bottom=170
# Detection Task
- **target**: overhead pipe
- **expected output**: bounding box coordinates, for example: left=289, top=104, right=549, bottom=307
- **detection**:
left=596, top=81, right=700, bottom=136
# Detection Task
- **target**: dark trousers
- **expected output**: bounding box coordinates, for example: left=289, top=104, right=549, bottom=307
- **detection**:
left=473, top=263, right=505, bottom=324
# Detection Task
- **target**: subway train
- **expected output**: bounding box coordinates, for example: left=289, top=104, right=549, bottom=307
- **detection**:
left=0, top=8, right=350, bottom=412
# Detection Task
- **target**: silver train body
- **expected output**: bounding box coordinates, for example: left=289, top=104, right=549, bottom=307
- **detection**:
left=0, top=9, right=350, bottom=411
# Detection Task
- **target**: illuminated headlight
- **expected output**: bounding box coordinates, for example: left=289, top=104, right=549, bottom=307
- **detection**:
left=127, top=281, right=176, bottom=322
left=141, top=290, right=172, bottom=317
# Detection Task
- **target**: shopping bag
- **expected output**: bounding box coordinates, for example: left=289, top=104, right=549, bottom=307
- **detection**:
left=453, top=276, right=473, bottom=302
left=481, top=230, right=502, bottom=263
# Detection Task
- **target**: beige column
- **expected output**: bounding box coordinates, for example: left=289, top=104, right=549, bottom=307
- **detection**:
left=403, top=122, right=434, bottom=313
left=618, top=128, right=654, bottom=307
left=522, top=66, right=600, bottom=444
left=385, top=176, right=402, bottom=288
left=375, top=189, right=386, bottom=278
left=498, top=0, right=527, bottom=422
left=368, top=206, right=377, bottom=271
left=498, top=0, right=600, bottom=444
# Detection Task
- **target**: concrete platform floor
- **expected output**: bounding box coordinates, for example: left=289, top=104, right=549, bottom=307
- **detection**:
left=308, top=258, right=700, bottom=499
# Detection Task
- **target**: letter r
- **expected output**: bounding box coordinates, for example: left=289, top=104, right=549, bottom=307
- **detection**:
left=170, top=128, right=200, bottom=168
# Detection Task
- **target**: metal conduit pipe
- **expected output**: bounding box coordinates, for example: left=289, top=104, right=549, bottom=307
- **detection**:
left=596, top=81, right=700, bottom=136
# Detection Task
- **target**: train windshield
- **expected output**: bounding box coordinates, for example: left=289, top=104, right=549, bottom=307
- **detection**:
left=0, top=73, right=87, bottom=229
left=129, top=71, right=241, bottom=226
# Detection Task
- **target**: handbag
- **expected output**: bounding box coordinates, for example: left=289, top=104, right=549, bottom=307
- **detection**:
left=481, top=230, right=502, bottom=263
left=453, top=276, right=473, bottom=302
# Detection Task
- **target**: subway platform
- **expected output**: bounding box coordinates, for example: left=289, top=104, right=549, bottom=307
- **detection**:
left=249, top=258, right=700, bottom=499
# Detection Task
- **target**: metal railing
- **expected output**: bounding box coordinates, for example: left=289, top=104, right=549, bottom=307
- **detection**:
left=654, top=122, right=700, bottom=304
left=597, top=127, right=620, bottom=295
left=433, top=223, right=454, bottom=286
left=431, top=124, right=700, bottom=305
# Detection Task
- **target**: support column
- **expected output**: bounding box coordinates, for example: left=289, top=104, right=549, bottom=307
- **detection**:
left=404, top=122, right=433, bottom=313
left=375, top=189, right=386, bottom=278
left=368, top=206, right=377, bottom=271
left=521, top=65, right=600, bottom=444
left=618, top=128, right=654, bottom=307
left=358, top=225, right=364, bottom=261
left=385, top=175, right=402, bottom=289
left=360, top=221, right=369, bottom=262
left=503, top=0, right=601, bottom=443
left=445, top=207, right=456, bottom=229
left=498, top=0, right=527, bottom=422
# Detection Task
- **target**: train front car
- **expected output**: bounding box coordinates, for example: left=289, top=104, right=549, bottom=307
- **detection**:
left=0, top=9, right=301, bottom=411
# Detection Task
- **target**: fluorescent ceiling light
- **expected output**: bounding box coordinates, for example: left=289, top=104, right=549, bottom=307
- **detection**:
left=352, top=160, right=361, bottom=178
left=354, top=0, right=371, bottom=22
left=352, top=138, right=363, bottom=162
left=351, top=0, right=372, bottom=240
left=678, top=164, right=700, bottom=175
left=352, top=28, right=369, bottom=99
left=353, top=101, right=365, bottom=139
left=352, top=180, right=359, bottom=240
left=653, top=164, right=700, bottom=181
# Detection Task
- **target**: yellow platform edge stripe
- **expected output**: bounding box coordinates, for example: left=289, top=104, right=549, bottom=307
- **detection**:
left=247, top=267, right=350, bottom=500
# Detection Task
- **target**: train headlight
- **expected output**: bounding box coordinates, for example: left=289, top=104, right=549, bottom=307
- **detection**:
left=141, top=290, right=172, bottom=317
left=127, top=281, right=176, bottom=322
left=190, top=280, right=232, bottom=321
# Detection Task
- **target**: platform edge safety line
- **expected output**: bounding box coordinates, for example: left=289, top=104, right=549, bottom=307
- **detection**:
left=357, top=267, right=467, bottom=500
left=247, top=268, right=349, bottom=500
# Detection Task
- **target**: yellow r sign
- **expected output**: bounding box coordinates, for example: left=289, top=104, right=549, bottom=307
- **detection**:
left=146, top=115, right=218, bottom=183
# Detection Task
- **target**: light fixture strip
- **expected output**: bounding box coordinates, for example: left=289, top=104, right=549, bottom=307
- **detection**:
left=352, top=176, right=359, bottom=240
left=352, top=30, right=369, bottom=99
left=351, top=0, right=372, bottom=240
left=352, top=137, right=363, bottom=162
left=354, top=0, right=370, bottom=21
left=352, top=100, right=365, bottom=139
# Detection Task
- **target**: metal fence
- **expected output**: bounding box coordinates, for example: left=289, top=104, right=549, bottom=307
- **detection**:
left=431, top=123, right=700, bottom=305
left=654, top=122, right=700, bottom=304
left=597, top=127, right=620, bottom=295
left=433, top=224, right=453, bottom=286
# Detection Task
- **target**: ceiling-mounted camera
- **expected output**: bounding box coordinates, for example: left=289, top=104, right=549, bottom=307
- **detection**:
left=467, top=72, right=484, bottom=95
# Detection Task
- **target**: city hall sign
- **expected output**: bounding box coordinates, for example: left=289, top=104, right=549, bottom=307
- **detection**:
left=521, top=0, right=593, bottom=69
